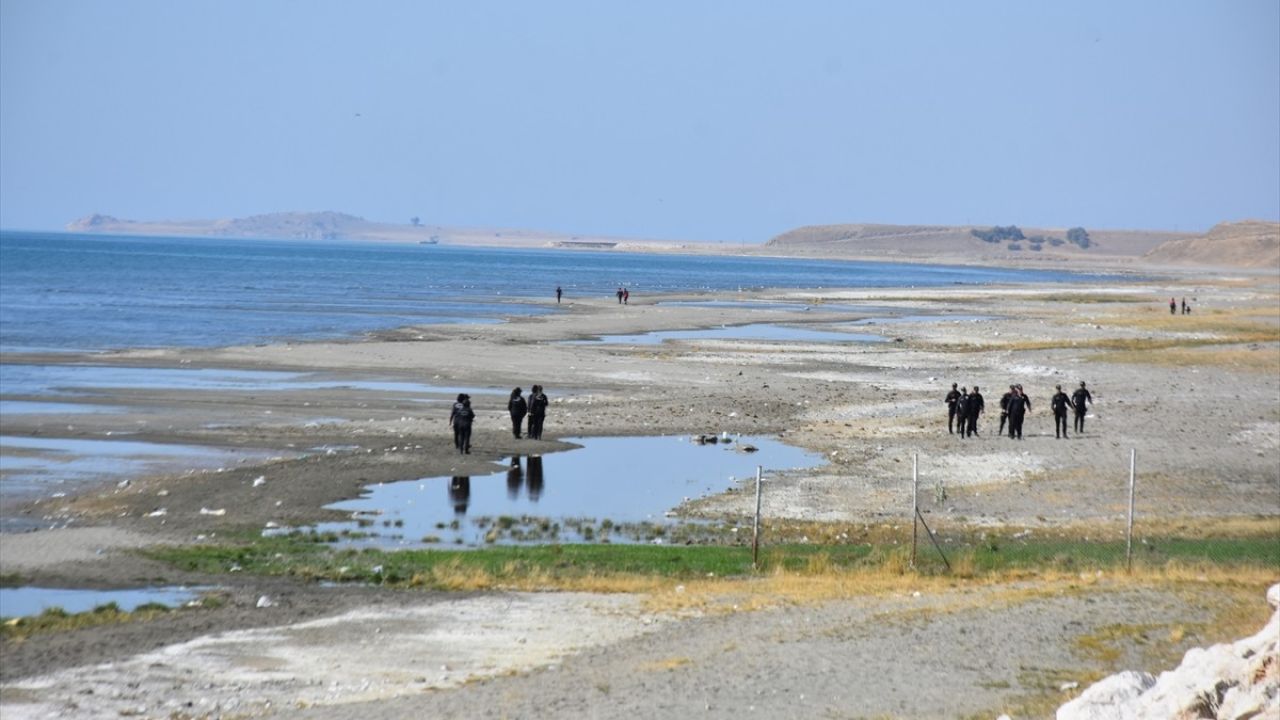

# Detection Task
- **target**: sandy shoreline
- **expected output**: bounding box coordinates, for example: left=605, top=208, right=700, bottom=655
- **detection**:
left=1, top=271, right=1278, bottom=717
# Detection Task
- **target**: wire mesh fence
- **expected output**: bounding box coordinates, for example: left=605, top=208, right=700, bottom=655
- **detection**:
left=746, top=451, right=1280, bottom=576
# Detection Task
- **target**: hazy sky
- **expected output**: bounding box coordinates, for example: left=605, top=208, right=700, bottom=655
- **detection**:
left=2, top=1, right=1277, bottom=241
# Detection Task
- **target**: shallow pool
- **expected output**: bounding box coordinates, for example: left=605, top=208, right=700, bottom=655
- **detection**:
left=564, top=323, right=886, bottom=345
left=288, top=435, right=822, bottom=547
left=0, top=585, right=209, bottom=618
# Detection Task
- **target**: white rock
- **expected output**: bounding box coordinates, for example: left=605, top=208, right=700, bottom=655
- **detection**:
left=256, top=595, right=273, bottom=608
left=199, top=507, right=226, bottom=516
left=146, top=508, right=168, bottom=517
left=252, top=476, right=266, bottom=487
left=1056, top=671, right=1155, bottom=719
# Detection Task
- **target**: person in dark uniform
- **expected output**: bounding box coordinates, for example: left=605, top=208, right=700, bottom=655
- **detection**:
left=616, top=287, right=624, bottom=304
left=954, top=388, right=970, bottom=440
left=945, top=383, right=961, bottom=434
left=448, top=393, right=467, bottom=452
left=1051, top=384, right=1071, bottom=439
left=1006, top=385, right=1030, bottom=439
left=556, top=286, right=562, bottom=304
left=966, top=386, right=984, bottom=438
left=1180, top=297, right=1187, bottom=315
left=1170, top=297, right=1177, bottom=315
left=448, top=394, right=474, bottom=454
left=1072, top=381, right=1093, bottom=434
left=507, top=387, right=527, bottom=438
left=998, top=385, right=1014, bottom=436
left=527, top=384, right=548, bottom=440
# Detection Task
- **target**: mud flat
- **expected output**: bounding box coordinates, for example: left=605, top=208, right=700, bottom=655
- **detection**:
left=1, top=272, right=1277, bottom=717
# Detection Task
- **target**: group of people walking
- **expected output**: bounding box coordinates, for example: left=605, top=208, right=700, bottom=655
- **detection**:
left=447, top=386, right=550, bottom=454
left=946, top=381, right=1093, bottom=440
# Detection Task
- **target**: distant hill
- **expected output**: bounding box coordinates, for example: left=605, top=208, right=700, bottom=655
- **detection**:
left=764, top=223, right=1192, bottom=263
left=64, top=211, right=695, bottom=251
left=1142, top=221, right=1279, bottom=269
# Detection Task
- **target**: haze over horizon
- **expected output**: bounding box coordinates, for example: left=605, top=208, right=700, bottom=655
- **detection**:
left=2, top=1, right=1277, bottom=242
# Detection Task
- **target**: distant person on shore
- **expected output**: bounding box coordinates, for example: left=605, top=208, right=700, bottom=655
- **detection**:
left=945, top=383, right=961, bottom=434
left=527, top=384, right=549, bottom=440
left=1181, top=297, right=1189, bottom=315
left=1170, top=297, right=1177, bottom=315
left=1051, top=384, right=1071, bottom=439
left=966, top=386, right=984, bottom=438
left=508, top=387, right=527, bottom=439
left=954, top=388, right=970, bottom=440
left=623, top=288, right=629, bottom=304
left=1072, top=381, right=1093, bottom=434
left=449, top=393, right=474, bottom=454
left=1006, top=385, right=1030, bottom=439
left=998, top=385, right=1014, bottom=436
left=616, top=287, right=624, bottom=304
left=556, top=286, right=562, bottom=304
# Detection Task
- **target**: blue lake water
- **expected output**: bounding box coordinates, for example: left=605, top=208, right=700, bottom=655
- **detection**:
left=1, top=231, right=1121, bottom=353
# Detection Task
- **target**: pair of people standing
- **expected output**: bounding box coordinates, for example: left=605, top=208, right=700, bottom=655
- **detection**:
left=615, top=287, right=629, bottom=304
left=507, top=385, right=549, bottom=440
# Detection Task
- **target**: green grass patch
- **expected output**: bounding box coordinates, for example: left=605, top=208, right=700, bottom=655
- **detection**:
left=144, top=531, right=1280, bottom=589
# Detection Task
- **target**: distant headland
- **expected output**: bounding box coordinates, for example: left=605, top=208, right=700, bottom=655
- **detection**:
left=65, top=211, right=1278, bottom=269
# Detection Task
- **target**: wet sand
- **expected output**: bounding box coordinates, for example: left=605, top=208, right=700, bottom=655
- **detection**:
left=1, top=273, right=1277, bottom=717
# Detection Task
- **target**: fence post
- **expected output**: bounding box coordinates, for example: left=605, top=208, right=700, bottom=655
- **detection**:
left=911, top=453, right=919, bottom=569
left=1126, top=448, right=1136, bottom=573
left=752, top=465, right=763, bottom=569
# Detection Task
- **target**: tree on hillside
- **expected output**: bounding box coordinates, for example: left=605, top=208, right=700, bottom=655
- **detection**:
left=1067, top=227, right=1091, bottom=248
left=971, top=225, right=1025, bottom=244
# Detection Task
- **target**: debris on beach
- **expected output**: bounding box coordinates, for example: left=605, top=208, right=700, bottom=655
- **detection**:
left=145, top=508, right=167, bottom=517
left=199, top=507, right=226, bottom=516
left=252, top=476, right=266, bottom=487
left=256, top=595, right=273, bottom=608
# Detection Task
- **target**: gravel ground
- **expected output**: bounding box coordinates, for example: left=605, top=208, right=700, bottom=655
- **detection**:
left=1, top=275, right=1277, bottom=718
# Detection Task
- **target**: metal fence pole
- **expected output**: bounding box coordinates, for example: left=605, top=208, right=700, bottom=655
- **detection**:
left=911, top=453, right=919, bottom=569
left=1126, top=448, right=1136, bottom=573
left=752, top=465, right=763, bottom=569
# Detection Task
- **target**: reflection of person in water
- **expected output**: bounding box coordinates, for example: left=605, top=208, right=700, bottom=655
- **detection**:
left=526, top=455, right=544, bottom=501
left=506, top=456, right=524, bottom=499
left=448, top=476, right=471, bottom=515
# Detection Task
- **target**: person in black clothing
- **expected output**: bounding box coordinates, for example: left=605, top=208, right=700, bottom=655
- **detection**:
left=556, top=286, right=562, bottom=304
left=508, top=387, right=527, bottom=438
left=1072, top=381, right=1093, bottom=433
left=449, top=394, right=475, bottom=454
left=1051, top=384, right=1071, bottom=439
left=616, top=287, right=624, bottom=304
left=526, top=384, right=548, bottom=440
left=998, top=385, right=1014, bottom=436
left=966, top=386, right=984, bottom=438
left=1006, top=385, right=1030, bottom=439
left=954, top=388, right=969, bottom=440
left=945, top=383, right=961, bottom=434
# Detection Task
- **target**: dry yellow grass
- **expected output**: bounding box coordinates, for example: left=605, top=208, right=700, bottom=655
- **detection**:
left=1095, top=344, right=1280, bottom=371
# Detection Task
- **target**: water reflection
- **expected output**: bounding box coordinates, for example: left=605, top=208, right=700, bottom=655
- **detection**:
left=302, top=435, right=822, bottom=547
left=448, top=476, right=470, bottom=516
left=527, top=455, right=544, bottom=501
